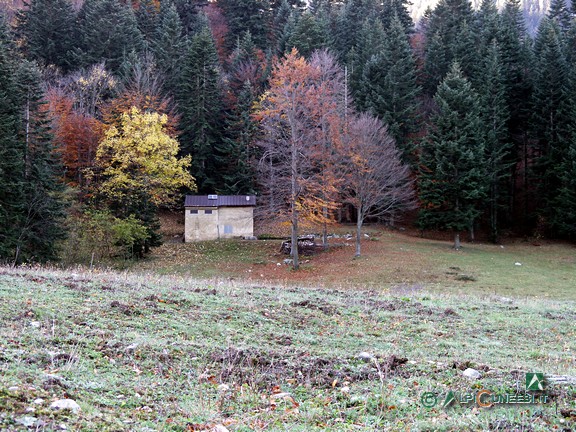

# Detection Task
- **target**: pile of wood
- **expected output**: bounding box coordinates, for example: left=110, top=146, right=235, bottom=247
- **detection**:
left=280, top=235, right=320, bottom=255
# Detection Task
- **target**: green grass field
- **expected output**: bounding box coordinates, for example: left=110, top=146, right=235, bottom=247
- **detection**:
left=130, top=229, right=576, bottom=300
left=1, top=261, right=574, bottom=431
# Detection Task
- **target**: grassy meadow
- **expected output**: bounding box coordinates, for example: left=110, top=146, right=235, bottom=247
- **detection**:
left=131, top=226, right=576, bottom=300
left=1, top=237, right=575, bottom=431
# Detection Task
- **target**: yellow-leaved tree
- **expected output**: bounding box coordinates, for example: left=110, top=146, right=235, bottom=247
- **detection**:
left=93, top=107, right=196, bottom=256
left=96, top=107, right=195, bottom=206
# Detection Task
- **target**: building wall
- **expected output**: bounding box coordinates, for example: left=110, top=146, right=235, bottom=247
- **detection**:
left=184, top=207, right=219, bottom=241
left=218, top=207, right=254, bottom=239
left=184, top=206, right=254, bottom=241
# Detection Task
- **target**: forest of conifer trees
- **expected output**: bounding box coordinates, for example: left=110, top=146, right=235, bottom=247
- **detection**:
left=1, top=0, right=575, bottom=264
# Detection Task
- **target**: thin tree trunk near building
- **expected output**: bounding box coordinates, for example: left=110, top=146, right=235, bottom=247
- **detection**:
left=291, top=206, right=299, bottom=270
left=322, top=207, right=328, bottom=250
left=454, top=232, right=461, bottom=250
left=355, top=204, right=363, bottom=257
left=290, top=130, right=299, bottom=270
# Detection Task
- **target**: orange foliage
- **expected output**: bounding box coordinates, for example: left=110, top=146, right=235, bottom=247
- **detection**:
left=256, top=49, right=345, bottom=225
left=47, top=89, right=104, bottom=187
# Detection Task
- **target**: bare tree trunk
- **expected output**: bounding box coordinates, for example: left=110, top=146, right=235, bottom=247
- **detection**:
left=469, top=223, right=475, bottom=242
left=355, top=204, right=362, bottom=257
left=454, top=232, right=461, bottom=250
left=12, top=245, right=21, bottom=268
left=291, top=209, right=299, bottom=270
left=291, top=132, right=299, bottom=270
left=322, top=207, right=328, bottom=250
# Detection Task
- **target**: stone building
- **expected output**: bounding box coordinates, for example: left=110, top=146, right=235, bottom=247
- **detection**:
left=184, top=195, right=256, bottom=241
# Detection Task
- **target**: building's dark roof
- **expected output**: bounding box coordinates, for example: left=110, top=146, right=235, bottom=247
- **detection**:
left=185, top=195, right=256, bottom=207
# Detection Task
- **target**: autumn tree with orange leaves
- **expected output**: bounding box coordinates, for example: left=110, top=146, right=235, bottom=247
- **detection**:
left=256, top=49, right=347, bottom=269
left=47, top=89, right=104, bottom=188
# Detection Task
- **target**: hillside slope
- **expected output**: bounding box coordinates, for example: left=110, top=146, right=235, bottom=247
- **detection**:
left=1, top=267, right=574, bottom=431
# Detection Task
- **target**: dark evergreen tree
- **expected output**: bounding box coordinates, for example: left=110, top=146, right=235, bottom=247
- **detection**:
left=270, top=0, right=304, bottom=10
left=177, top=25, right=225, bottom=193
left=273, top=0, right=293, bottom=52
left=218, top=81, right=258, bottom=194
left=285, top=11, right=327, bottom=57
left=136, top=0, right=161, bottom=43
left=475, top=0, right=500, bottom=45
left=75, top=0, right=144, bottom=74
left=360, top=14, right=421, bottom=163
left=422, top=0, right=475, bottom=94
left=349, top=17, right=386, bottom=110
left=531, top=18, right=571, bottom=230
left=565, top=19, right=576, bottom=66
left=548, top=0, right=573, bottom=32
left=478, top=42, right=513, bottom=242
left=422, top=30, right=448, bottom=95
left=13, top=61, right=67, bottom=262
left=172, top=0, right=202, bottom=35
left=152, top=0, right=186, bottom=95
left=15, top=0, right=76, bottom=72
left=498, top=0, right=534, bottom=230
left=380, top=0, right=413, bottom=33
left=332, top=0, right=379, bottom=62
left=218, top=0, right=271, bottom=49
left=418, top=63, right=487, bottom=249
left=228, top=31, right=266, bottom=95
left=549, top=83, right=576, bottom=239
left=0, top=24, right=25, bottom=262
left=452, top=20, right=480, bottom=84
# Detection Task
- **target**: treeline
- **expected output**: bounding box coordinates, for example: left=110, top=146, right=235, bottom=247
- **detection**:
left=1, top=0, right=575, bottom=264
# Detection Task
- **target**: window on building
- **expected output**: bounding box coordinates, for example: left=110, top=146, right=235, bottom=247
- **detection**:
left=224, top=225, right=233, bottom=234
left=204, top=209, right=213, bottom=214
left=190, top=209, right=198, bottom=214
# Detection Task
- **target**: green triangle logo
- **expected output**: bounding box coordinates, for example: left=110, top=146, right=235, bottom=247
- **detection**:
left=443, top=390, right=456, bottom=408
left=526, top=373, right=545, bottom=391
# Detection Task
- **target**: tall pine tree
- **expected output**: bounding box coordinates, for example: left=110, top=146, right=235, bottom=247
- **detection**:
left=418, top=63, right=487, bottom=249
left=75, top=0, right=144, bottom=74
left=15, top=0, right=76, bottom=72
left=152, top=1, right=186, bottom=96
left=478, top=42, right=513, bottom=242
left=361, top=14, right=421, bottom=163
left=422, top=0, right=475, bottom=94
left=13, top=61, right=67, bottom=262
left=177, top=24, right=225, bottom=193
left=531, top=18, right=571, bottom=232
left=0, top=23, right=25, bottom=261
left=498, top=0, right=533, bottom=230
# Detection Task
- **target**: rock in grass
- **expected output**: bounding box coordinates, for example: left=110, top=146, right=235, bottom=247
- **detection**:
left=463, top=368, right=482, bottom=379
left=50, top=399, right=81, bottom=413
left=125, top=343, right=139, bottom=352
left=16, top=416, right=37, bottom=427
left=357, top=352, right=374, bottom=362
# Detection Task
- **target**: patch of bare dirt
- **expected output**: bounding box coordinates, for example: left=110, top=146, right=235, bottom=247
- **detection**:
left=290, top=299, right=338, bottom=315
left=206, top=347, right=409, bottom=389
